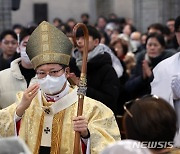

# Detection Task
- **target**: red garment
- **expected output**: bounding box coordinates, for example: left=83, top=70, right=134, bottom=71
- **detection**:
left=81, top=140, right=87, bottom=154
left=16, top=120, right=21, bottom=135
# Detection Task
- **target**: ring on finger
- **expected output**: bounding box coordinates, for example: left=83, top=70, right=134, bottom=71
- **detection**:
left=28, top=92, right=32, bottom=96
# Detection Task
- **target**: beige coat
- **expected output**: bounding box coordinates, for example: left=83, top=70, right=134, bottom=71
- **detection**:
left=0, top=58, right=37, bottom=109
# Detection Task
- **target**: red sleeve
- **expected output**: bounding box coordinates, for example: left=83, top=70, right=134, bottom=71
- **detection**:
left=81, top=139, right=87, bottom=154
left=16, top=120, right=21, bottom=135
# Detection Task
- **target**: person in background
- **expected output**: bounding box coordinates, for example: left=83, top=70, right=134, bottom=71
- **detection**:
left=148, top=22, right=179, bottom=49
left=163, top=25, right=175, bottom=49
left=96, top=16, right=107, bottom=32
left=69, top=25, right=120, bottom=114
left=125, top=33, right=176, bottom=100
left=100, top=31, right=110, bottom=46
left=101, top=139, right=151, bottom=154
left=105, top=22, right=117, bottom=39
left=123, top=52, right=136, bottom=77
left=57, top=23, right=71, bottom=36
left=53, top=17, right=62, bottom=28
left=123, top=95, right=178, bottom=153
left=140, top=33, right=148, bottom=50
left=166, top=18, right=175, bottom=38
left=130, top=31, right=142, bottom=53
left=0, top=30, right=19, bottom=71
left=110, top=38, right=129, bottom=114
left=0, top=21, right=120, bottom=154
left=116, top=33, right=136, bottom=77
left=151, top=15, right=180, bottom=147
left=81, top=13, right=90, bottom=25
left=13, top=24, right=24, bottom=36
left=166, top=18, right=179, bottom=49
left=122, top=24, right=136, bottom=37
left=108, top=13, right=118, bottom=21
left=0, top=27, right=36, bottom=109
left=0, top=136, right=31, bottom=154
left=110, top=38, right=129, bottom=61
left=66, top=18, right=77, bottom=33
left=147, top=23, right=165, bottom=35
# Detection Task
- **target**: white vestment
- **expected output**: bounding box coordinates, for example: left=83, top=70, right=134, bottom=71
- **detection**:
left=151, top=52, right=180, bottom=147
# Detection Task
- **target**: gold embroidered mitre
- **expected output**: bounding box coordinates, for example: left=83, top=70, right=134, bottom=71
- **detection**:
left=26, top=21, right=73, bottom=69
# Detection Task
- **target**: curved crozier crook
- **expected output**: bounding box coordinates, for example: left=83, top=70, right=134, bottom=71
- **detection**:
left=72, top=23, right=89, bottom=74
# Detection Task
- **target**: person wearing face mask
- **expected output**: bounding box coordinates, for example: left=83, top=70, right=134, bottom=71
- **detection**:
left=130, top=31, right=142, bottom=54
left=0, top=21, right=120, bottom=154
left=0, top=27, right=36, bottom=109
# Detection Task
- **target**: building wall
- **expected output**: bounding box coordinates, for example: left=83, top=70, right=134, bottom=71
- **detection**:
left=114, top=0, right=133, bottom=19
left=11, top=0, right=91, bottom=26
left=11, top=0, right=134, bottom=27
left=0, top=0, right=11, bottom=33
left=7, top=0, right=180, bottom=32
left=134, top=0, right=180, bottom=32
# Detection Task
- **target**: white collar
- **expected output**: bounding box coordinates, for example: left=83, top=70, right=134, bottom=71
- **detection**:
left=10, top=58, right=24, bottom=79
left=43, top=82, right=70, bottom=102
left=38, top=86, right=78, bottom=115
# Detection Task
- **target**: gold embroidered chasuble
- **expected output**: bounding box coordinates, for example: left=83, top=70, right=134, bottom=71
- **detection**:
left=0, top=87, right=120, bottom=154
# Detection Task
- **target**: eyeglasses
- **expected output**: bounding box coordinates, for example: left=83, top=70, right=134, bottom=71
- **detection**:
left=2, top=40, right=17, bottom=45
left=123, top=95, right=159, bottom=118
left=36, top=67, right=64, bottom=79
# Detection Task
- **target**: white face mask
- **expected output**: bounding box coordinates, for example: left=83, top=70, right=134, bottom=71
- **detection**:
left=38, top=73, right=67, bottom=95
left=20, top=47, right=32, bottom=65
left=130, top=40, right=141, bottom=52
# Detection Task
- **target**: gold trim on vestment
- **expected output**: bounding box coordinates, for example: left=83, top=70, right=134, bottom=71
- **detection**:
left=34, top=113, right=45, bottom=154
left=9, top=89, right=121, bottom=154
left=31, top=53, right=70, bottom=69
left=51, top=109, right=66, bottom=154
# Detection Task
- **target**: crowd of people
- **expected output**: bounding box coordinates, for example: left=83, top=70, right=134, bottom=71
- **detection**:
left=0, top=12, right=180, bottom=153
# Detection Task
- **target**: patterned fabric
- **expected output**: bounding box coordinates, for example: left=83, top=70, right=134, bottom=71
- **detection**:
left=0, top=87, right=120, bottom=154
left=26, top=21, right=72, bottom=69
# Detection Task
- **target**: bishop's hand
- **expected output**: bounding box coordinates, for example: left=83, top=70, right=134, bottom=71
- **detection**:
left=73, top=116, right=90, bottom=138
left=16, top=83, right=39, bottom=117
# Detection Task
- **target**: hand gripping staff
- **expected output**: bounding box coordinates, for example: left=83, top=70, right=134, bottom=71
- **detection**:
left=73, top=23, right=89, bottom=154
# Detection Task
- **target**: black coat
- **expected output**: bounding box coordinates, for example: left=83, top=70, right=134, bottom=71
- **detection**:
left=0, top=52, right=20, bottom=71
left=69, top=52, right=120, bottom=114
left=125, top=50, right=176, bottom=100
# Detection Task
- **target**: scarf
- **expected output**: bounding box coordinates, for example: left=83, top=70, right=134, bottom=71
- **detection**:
left=72, top=44, right=123, bottom=78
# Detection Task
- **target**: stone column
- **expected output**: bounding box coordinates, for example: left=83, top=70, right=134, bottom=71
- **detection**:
left=96, top=0, right=113, bottom=17
left=88, top=0, right=97, bottom=24
left=0, top=0, right=11, bottom=33
left=134, top=0, right=180, bottom=32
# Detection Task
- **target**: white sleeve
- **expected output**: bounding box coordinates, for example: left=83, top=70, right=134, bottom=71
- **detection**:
left=80, top=128, right=91, bottom=153
left=14, top=112, right=22, bottom=122
left=86, top=138, right=90, bottom=154
left=80, top=138, right=90, bottom=154
left=14, top=112, right=22, bottom=136
left=151, top=63, right=174, bottom=107
left=171, top=74, right=180, bottom=100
